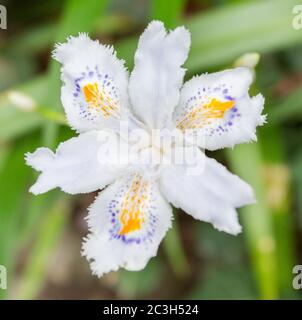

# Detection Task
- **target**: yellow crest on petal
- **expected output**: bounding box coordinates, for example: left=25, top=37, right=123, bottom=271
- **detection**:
left=118, top=175, right=149, bottom=235
left=177, top=98, right=235, bottom=130
left=83, top=82, right=119, bottom=118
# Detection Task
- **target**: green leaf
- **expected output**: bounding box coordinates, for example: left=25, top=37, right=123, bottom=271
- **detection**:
left=15, top=198, right=69, bottom=299
left=117, top=259, right=162, bottom=298
left=163, top=213, right=190, bottom=279
left=260, top=126, right=296, bottom=298
left=187, top=0, right=302, bottom=72
left=0, top=135, right=39, bottom=298
left=0, top=77, right=47, bottom=141
left=189, top=265, right=257, bottom=300
left=117, top=0, right=302, bottom=72
left=226, top=143, right=278, bottom=299
left=150, top=0, right=186, bottom=28
left=292, top=150, right=302, bottom=229
left=270, top=87, right=302, bottom=123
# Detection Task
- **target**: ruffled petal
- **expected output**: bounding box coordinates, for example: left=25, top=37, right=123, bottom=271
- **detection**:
left=129, top=21, right=190, bottom=129
left=173, top=67, right=266, bottom=150
left=53, top=33, right=129, bottom=132
left=159, top=150, right=255, bottom=235
left=26, top=130, right=125, bottom=195
left=82, top=173, right=172, bottom=277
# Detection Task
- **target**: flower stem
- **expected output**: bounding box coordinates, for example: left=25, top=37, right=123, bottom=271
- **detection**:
left=163, top=210, right=190, bottom=279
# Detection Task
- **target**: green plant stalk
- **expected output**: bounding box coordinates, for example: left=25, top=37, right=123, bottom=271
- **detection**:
left=0, top=145, right=10, bottom=299
left=250, top=68, right=295, bottom=297
left=0, top=136, right=39, bottom=299
left=224, top=54, right=280, bottom=298
left=163, top=212, right=190, bottom=278
left=37, top=107, right=66, bottom=125
left=259, top=125, right=296, bottom=297
left=226, top=143, right=278, bottom=299
left=15, top=198, right=68, bottom=299
left=19, top=191, right=63, bottom=244
left=292, top=150, right=302, bottom=232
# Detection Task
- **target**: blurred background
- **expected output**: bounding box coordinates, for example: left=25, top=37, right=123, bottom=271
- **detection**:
left=0, top=0, right=302, bottom=300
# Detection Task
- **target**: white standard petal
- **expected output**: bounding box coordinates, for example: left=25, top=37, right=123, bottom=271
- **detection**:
left=25, top=130, right=126, bottom=195
left=129, top=21, right=191, bottom=129
left=53, top=33, right=129, bottom=132
left=173, top=67, right=266, bottom=150
left=82, top=173, right=172, bottom=277
left=159, top=149, right=255, bottom=235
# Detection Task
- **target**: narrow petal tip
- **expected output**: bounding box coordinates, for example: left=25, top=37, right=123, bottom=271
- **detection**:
left=25, top=148, right=54, bottom=171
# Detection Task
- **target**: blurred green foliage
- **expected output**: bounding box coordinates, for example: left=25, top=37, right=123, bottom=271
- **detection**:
left=0, top=0, right=302, bottom=299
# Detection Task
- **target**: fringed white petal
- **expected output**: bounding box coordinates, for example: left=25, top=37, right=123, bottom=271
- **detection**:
left=26, top=131, right=125, bottom=195
left=159, top=149, right=255, bottom=235
left=82, top=173, right=172, bottom=277
left=129, top=21, right=191, bottom=129
left=53, top=33, right=129, bottom=132
left=174, top=67, right=265, bottom=150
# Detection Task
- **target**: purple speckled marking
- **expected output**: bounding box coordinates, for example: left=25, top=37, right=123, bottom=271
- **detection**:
left=176, top=83, right=242, bottom=140
left=225, top=95, right=234, bottom=100
left=70, top=65, right=120, bottom=122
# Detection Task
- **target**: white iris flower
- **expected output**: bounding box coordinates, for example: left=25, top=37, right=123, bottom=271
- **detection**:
left=25, top=21, right=266, bottom=277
